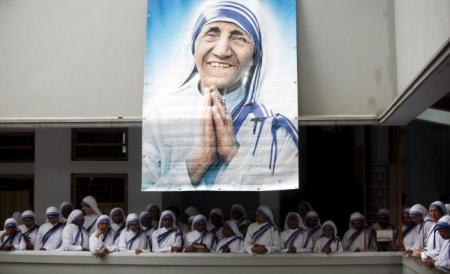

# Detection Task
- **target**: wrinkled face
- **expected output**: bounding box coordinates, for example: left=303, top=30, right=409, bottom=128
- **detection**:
left=23, top=218, right=34, bottom=228
left=305, top=217, right=318, bottom=228
left=287, top=215, right=299, bottom=230
left=222, top=225, right=234, bottom=238
left=98, top=222, right=109, bottom=231
left=438, top=228, right=450, bottom=240
left=429, top=208, right=441, bottom=222
left=210, top=214, right=223, bottom=226
left=194, top=21, right=254, bottom=91
left=61, top=205, right=73, bottom=219
left=231, top=209, right=243, bottom=221
left=410, top=215, right=423, bottom=225
left=129, top=223, right=140, bottom=232
left=323, top=226, right=334, bottom=238
left=255, top=212, right=267, bottom=224
left=141, top=214, right=151, bottom=227
left=162, top=217, right=173, bottom=229
left=195, top=221, right=206, bottom=232
left=48, top=215, right=59, bottom=225
left=149, top=206, right=160, bottom=221
left=112, top=211, right=124, bottom=224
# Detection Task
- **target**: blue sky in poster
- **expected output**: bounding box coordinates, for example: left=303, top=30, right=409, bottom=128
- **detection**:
left=143, top=0, right=298, bottom=117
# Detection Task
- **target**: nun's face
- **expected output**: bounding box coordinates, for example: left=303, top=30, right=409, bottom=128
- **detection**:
left=210, top=214, right=223, bottom=226
left=222, top=225, right=234, bottom=238
left=429, top=208, right=441, bottom=222
left=98, top=222, right=109, bottom=231
left=82, top=204, right=94, bottom=215
left=255, top=212, right=267, bottom=224
left=351, top=220, right=363, bottom=230
left=438, top=228, right=450, bottom=239
left=149, top=206, right=160, bottom=220
left=305, top=217, right=318, bottom=228
left=162, top=217, right=173, bottom=229
left=231, top=209, right=243, bottom=220
left=61, top=205, right=73, bottom=219
left=323, top=226, right=334, bottom=238
left=23, top=218, right=34, bottom=228
left=112, top=211, right=124, bottom=224
left=287, top=215, right=299, bottom=229
left=410, top=215, right=423, bottom=225
left=5, top=226, right=17, bottom=235
left=129, top=223, right=140, bottom=232
left=195, top=221, right=206, bottom=232
left=195, top=21, right=254, bottom=92
left=73, top=217, right=84, bottom=227
left=48, top=215, right=59, bottom=225
left=140, top=214, right=151, bottom=227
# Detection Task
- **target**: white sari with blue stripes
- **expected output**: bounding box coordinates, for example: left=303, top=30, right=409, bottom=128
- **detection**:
left=244, top=221, right=281, bottom=253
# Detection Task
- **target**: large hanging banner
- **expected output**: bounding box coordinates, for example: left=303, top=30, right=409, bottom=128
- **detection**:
left=142, top=0, right=298, bottom=191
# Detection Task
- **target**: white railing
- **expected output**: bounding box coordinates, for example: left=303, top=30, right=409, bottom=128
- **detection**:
left=0, top=251, right=445, bottom=274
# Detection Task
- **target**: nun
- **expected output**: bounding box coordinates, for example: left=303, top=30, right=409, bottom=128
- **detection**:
left=297, top=201, right=313, bottom=220
left=215, top=220, right=244, bottom=253
left=427, top=215, right=450, bottom=270
left=140, top=211, right=154, bottom=247
left=151, top=210, right=183, bottom=253
left=244, top=206, right=281, bottom=254
left=230, top=204, right=251, bottom=235
left=408, top=204, right=428, bottom=254
left=304, top=210, right=322, bottom=246
left=117, top=213, right=150, bottom=254
left=110, top=207, right=126, bottom=245
left=34, top=206, right=64, bottom=251
left=81, top=196, right=102, bottom=236
left=313, top=220, right=343, bottom=254
left=61, top=209, right=89, bottom=251
left=18, top=210, right=39, bottom=250
left=59, top=201, right=73, bottom=224
left=89, top=215, right=117, bottom=257
left=342, top=212, right=377, bottom=252
left=145, top=204, right=161, bottom=229
left=371, top=208, right=396, bottom=251
left=400, top=207, right=415, bottom=252
left=207, top=208, right=224, bottom=248
left=420, top=201, right=448, bottom=261
left=280, top=212, right=312, bottom=253
left=184, top=214, right=213, bottom=252
left=0, top=218, right=26, bottom=251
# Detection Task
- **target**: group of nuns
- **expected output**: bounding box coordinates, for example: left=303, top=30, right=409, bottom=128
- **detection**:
left=1, top=197, right=450, bottom=268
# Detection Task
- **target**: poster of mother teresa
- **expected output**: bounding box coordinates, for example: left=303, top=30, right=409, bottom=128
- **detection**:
left=142, top=0, right=298, bottom=191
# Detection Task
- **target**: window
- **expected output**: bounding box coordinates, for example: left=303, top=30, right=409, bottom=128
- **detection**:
left=0, top=132, right=34, bottom=162
left=71, top=174, right=128, bottom=214
left=0, top=175, right=34, bottom=229
left=71, top=128, right=128, bottom=161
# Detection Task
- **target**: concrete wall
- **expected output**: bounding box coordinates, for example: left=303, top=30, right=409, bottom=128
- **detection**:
left=0, top=0, right=397, bottom=122
left=0, top=127, right=161, bottom=224
left=0, top=252, right=435, bottom=274
left=395, top=0, right=450, bottom=94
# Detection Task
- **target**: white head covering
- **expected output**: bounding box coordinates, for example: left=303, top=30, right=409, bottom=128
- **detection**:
left=95, top=215, right=111, bottom=227
left=4, top=218, right=17, bottom=229
left=349, top=212, right=365, bottom=228
left=409, top=204, right=427, bottom=217
left=305, top=210, right=322, bottom=227
left=223, top=220, right=243, bottom=238
left=376, top=208, right=390, bottom=218
left=59, top=201, right=72, bottom=212
left=429, top=201, right=448, bottom=217
left=209, top=208, right=224, bottom=220
left=81, top=196, right=102, bottom=215
left=184, top=206, right=200, bottom=217
left=283, top=212, right=304, bottom=230
left=110, top=207, right=125, bottom=219
left=191, top=214, right=208, bottom=231
left=126, top=213, right=140, bottom=227
left=45, top=206, right=60, bottom=222
left=21, top=210, right=35, bottom=220
left=11, top=212, right=23, bottom=225
left=321, top=220, right=338, bottom=237
left=256, top=205, right=274, bottom=224
left=436, top=215, right=450, bottom=230
left=67, top=209, right=84, bottom=225
left=139, top=211, right=151, bottom=224
left=145, top=204, right=160, bottom=212
left=158, top=210, right=177, bottom=228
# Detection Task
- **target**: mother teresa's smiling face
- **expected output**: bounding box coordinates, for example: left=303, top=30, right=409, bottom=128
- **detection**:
left=195, top=21, right=254, bottom=92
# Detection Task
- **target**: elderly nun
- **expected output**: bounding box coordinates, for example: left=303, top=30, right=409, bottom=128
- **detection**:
left=420, top=201, right=448, bottom=261
left=215, top=220, right=244, bottom=253
left=61, top=209, right=89, bottom=251
left=426, top=215, right=450, bottom=270
left=342, top=212, right=377, bottom=252
left=34, top=206, right=64, bottom=251
left=18, top=210, right=39, bottom=250
left=117, top=213, right=150, bottom=254
left=184, top=214, right=214, bottom=252
left=244, top=206, right=281, bottom=254
left=81, top=196, right=102, bottom=236
left=280, top=212, right=311, bottom=253
left=207, top=208, right=224, bottom=248
left=151, top=210, right=183, bottom=253
left=140, top=210, right=154, bottom=247
left=0, top=218, right=26, bottom=251
left=89, top=215, right=117, bottom=257
left=230, top=204, right=251, bottom=235
left=408, top=204, right=428, bottom=255
left=109, top=207, right=126, bottom=245
left=304, top=210, right=322, bottom=246
left=313, top=220, right=343, bottom=254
